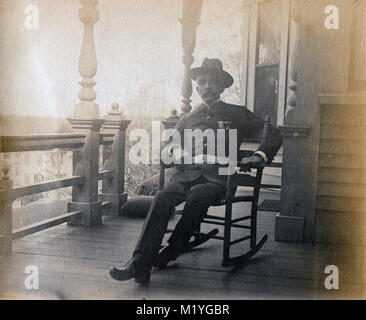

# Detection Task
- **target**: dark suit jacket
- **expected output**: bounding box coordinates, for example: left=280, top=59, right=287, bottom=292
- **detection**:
left=164, top=101, right=283, bottom=188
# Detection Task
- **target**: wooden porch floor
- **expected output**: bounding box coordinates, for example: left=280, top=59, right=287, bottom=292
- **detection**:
left=1, top=189, right=365, bottom=300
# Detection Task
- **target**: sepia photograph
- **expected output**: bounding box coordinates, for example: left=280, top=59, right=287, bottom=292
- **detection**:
left=0, top=0, right=365, bottom=302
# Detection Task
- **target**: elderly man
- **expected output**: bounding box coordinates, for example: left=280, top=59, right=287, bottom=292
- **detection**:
left=110, top=58, right=282, bottom=284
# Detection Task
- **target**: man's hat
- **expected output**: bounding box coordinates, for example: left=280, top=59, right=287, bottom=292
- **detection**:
left=190, top=58, right=234, bottom=88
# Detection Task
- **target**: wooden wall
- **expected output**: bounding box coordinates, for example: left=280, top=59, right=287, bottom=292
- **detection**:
left=316, top=96, right=366, bottom=245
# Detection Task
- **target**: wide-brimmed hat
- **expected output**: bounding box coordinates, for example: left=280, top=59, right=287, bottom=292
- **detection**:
left=190, top=58, right=234, bottom=88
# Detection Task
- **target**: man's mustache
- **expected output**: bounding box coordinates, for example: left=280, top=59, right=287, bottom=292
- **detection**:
left=202, top=91, right=215, bottom=97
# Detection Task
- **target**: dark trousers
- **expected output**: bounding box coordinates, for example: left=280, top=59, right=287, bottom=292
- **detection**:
left=133, top=176, right=226, bottom=267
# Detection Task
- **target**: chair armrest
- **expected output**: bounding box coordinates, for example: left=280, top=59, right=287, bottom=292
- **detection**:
left=225, top=162, right=265, bottom=190
left=238, top=161, right=266, bottom=170
left=220, top=161, right=265, bottom=170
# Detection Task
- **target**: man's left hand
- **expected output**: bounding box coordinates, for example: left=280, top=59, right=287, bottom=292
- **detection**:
left=239, top=154, right=265, bottom=172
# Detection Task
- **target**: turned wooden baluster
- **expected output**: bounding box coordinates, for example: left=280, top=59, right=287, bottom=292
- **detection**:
left=74, top=0, right=100, bottom=119
left=285, top=16, right=299, bottom=120
left=180, top=0, right=203, bottom=115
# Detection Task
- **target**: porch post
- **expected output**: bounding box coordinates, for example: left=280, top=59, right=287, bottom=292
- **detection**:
left=275, top=14, right=309, bottom=242
left=99, top=103, right=131, bottom=215
left=275, top=7, right=315, bottom=243
left=67, top=0, right=103, bottom=226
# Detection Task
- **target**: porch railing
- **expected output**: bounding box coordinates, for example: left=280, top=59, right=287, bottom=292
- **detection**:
left=0, top=104, right=130, bottom=254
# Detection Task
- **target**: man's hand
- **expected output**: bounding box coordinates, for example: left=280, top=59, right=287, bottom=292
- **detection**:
left=239, top=154, right=265, bottom=172
left=172, top=147, right=191, bottom=164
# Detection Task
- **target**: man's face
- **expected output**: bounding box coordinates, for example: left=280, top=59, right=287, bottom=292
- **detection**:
left=196, top=73, right=225, bottom=105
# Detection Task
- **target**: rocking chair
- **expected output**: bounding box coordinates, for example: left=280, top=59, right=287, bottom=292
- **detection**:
left=159, top=116, right=271, bottom=267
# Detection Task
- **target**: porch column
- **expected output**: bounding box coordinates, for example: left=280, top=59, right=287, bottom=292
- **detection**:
left=275, top=13, right=312, bottom=242
left=67, top=0, right=103, bottom=226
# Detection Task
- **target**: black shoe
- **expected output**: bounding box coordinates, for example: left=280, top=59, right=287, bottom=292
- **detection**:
left=152, top=245, right=179, bottom=269
left=110, top=257, right=151, bottom=284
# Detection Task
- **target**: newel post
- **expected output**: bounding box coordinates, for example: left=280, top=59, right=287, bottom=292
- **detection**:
left=0, top=167, right=13, bottom=254
left=67, top=0, right=103, bottom=226
left=99, top=103, right=131, bottom=215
